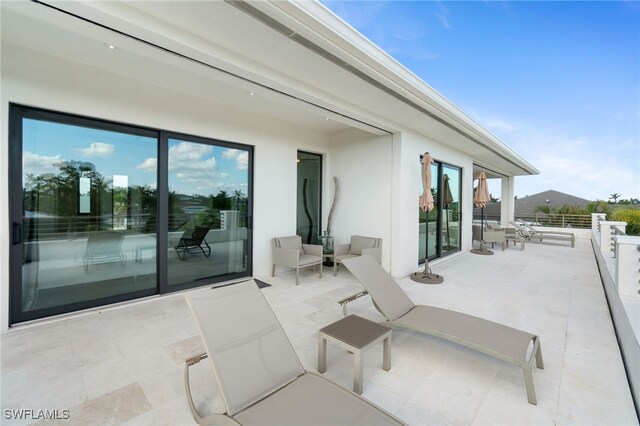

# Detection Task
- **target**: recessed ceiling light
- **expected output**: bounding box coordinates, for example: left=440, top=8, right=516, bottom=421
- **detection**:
left=248, top=91, right=255, bottom=96
left=325, top=117, right=330, bottom=121
left=104, top=43, right=116, bottom=50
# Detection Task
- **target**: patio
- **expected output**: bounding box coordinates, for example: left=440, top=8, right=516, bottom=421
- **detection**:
left=1, top=237, right=637, bottom=425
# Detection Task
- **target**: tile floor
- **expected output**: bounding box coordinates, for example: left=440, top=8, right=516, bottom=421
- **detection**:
left=1, top=238, right=638, bottom=425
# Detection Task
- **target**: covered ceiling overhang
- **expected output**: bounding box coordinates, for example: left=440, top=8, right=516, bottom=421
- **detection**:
left=2, top=0, right=538, bottom=177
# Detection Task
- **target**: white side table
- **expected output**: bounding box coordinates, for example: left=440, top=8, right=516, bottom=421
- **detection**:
left=318, top=314, right=391, bottom=394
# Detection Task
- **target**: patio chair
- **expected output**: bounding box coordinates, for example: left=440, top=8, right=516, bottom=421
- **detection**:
left=339, top=255, right=544, bottom=405
left=472, top=224, right=506, bottom=251
left=509, top=220, right=575, bottom=248
left=333, top=235, right=382, bottom=276
left=175, top=226, right=211, bottom=260
left=184, top=280, right=404, bottom=425
left=83, top=231, right=126, bottom=272
left=272, top=235, right=323, bottom=285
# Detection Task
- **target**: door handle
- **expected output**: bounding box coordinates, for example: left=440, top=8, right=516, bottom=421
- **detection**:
left=12, top=222, right=21, bottom=245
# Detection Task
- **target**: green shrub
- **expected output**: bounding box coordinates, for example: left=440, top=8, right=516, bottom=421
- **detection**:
left=611, top=209, right=640, bottom=236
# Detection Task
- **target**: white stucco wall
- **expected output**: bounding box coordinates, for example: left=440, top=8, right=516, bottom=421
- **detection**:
left=392, top=130, right=474, bottom=277
left=327, top=129, right=393, bottom=269
left=0, top=43, right=335, bottom=330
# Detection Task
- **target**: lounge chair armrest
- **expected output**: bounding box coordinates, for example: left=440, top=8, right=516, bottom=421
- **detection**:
left=302, top=243, right=323, bottom=257
left=272, top=247, right=300, bottom=268
left=361, top=247, right=382, bottom=264
left=333, top=243, right=350, bottom=256
left=185, top=353, right=241, bottom=425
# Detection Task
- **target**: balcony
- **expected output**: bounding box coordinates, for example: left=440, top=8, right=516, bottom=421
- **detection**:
left=1, top=235, right=638, bottom=424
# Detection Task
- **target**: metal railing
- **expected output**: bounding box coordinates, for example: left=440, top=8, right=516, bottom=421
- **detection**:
left=514, top=213, right=592, bottom=229
left=610, top=225, right=626, bottom=258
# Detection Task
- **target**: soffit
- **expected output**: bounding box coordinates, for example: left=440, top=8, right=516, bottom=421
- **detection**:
left=3, top=0, right=537, bottom=176
left=1, top=0, right=382, bottom=135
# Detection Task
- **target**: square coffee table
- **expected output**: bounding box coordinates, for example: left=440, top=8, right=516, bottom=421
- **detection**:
left=318, top=314, right=391, bottom=394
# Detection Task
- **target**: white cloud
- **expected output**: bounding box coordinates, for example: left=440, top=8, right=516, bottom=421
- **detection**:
left=78, top=142, right=114, bottom=157
left=23, top=151, right=62, bottom=176
left=483, top=118, right=516, bottom=133
left=392, top=20, right=426, bottom=41
left=222, top=148, right=248, bottom=170
left=137, top=157, right=157, bottom=171
left=434, top=2, right=451, bottom=29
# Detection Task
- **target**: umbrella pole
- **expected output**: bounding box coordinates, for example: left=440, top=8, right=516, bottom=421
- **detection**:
left=411, top=215, right=444, bottom=284
left=471, top=205, right=494, bottom=255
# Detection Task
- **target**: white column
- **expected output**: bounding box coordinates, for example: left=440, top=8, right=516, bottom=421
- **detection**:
left=500, top=176, right=515, bottom=227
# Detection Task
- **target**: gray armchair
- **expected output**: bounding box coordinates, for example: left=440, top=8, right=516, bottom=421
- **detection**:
left=272, top=236, right=323, bottom=285
left=333, top=235, right=382, bottom=276
left=472, top=224, right=506, bottom=251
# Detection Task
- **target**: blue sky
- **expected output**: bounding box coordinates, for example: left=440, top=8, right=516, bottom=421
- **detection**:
left=322, top=0, right=640, bottom=202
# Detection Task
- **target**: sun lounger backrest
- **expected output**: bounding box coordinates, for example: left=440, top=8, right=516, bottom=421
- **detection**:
left=342, top=255, right=415, bottom=321
left=185, top=280, right=305, bottom=416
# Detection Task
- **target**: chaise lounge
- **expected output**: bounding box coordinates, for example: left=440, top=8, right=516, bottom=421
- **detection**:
left=184, top=280, right=404, bottom=425
left=510, top=220, right=575, bottom=248
left=339, top=255, right=544, bottom=405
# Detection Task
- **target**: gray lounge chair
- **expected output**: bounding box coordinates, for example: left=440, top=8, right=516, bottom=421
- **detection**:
left=340, top=255, right=544, bottom=405
left=184, top=280, right=404, bottom=425
left=510, top=220, right=575, bottom=248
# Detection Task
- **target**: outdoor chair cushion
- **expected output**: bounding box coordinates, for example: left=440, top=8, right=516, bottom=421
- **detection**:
left=349, top=235, right=379, bottom=255
left=275, top=236, right=303, bottom=254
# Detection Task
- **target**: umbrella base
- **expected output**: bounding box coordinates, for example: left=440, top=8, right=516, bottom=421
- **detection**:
left=471, top=247, right=494, bottom=255
left=410, top=272, right=444, bottom=284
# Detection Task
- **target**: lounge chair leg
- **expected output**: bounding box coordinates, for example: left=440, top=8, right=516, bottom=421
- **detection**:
left=383, top=335, right=391, bottom=371
left=535, top=339, right=544, bottom=369
left=318, top=336, right=327, bottom=373
left=271, top=264, right=276, bottom=277
left=319, top=262, right=323, bottom=279
left=334, top=262, right=337, bottom=276
left=296, top=268, right=299, bottom=285
left=523, top=365, right=537, bottom=405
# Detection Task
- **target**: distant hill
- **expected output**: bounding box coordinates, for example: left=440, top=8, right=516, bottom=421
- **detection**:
left=515, top=190, right=591, bottom=213
left=477, top=190, right=592, bottom=220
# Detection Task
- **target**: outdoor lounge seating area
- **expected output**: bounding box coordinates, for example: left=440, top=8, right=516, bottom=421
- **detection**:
left=1, top=238, right=636, bottom=425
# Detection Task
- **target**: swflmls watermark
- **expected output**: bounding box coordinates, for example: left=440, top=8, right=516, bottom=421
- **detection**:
left=4, top=409, right=70, bottom=420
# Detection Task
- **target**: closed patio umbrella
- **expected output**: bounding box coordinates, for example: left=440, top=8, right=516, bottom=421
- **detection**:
left=471, top=171, right=493, bottom=255
left=411, top=153, right=444, bottom=284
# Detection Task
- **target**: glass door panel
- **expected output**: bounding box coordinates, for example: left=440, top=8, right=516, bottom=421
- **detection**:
left=18, top=117, right=157, bottom=318
left=296, top=151, right=322, bottom=244
left=167, top=139, right=250, bottom=286
left=419, top=159, right=461, bottom=263
left=441, top=165, right=461, bottom=255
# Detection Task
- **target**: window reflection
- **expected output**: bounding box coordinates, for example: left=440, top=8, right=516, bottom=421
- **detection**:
left=21, top=119, right=157, bottom=312
left=167, top=140, right=249, bottom=286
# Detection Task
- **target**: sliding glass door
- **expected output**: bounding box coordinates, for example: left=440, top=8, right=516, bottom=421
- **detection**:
left=418, top=159, right=461, bottom=263
left=9, top=105, right=252, bottom=324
